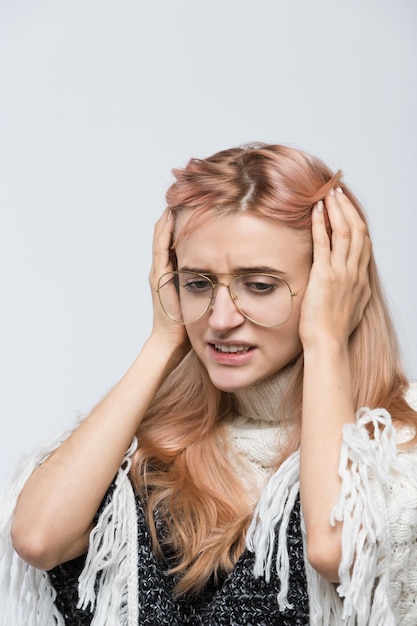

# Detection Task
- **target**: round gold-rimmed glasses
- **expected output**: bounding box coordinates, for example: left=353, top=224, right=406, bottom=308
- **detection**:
left=156, top=271, right=306, bottom=328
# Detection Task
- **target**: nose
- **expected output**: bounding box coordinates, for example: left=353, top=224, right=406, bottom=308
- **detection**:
left=208, top=283, right=246, bottom=332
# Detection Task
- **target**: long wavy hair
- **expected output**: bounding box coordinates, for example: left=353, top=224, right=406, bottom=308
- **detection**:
left=131, top=143, right=416, bottom=595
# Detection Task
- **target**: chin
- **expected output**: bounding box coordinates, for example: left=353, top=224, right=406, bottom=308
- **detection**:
left=206, top=369, right=270, bottom=393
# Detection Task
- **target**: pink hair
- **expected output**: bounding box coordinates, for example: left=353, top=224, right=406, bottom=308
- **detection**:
left=131, top=143, right=416, bottom=595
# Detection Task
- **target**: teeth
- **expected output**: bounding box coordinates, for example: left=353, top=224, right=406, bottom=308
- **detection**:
left=214, top=344, right=250, bottom=353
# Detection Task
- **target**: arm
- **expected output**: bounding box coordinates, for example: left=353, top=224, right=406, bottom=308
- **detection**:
left=299, top=189, right=371, bottom=581
left=11, top=208, right=189, bottom=571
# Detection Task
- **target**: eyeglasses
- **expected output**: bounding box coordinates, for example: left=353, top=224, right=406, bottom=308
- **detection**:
left=156, top=271, right=306, bottom=327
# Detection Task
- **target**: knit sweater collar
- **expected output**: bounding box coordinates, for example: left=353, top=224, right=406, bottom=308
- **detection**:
left=232, top=363, right=294, bottom=424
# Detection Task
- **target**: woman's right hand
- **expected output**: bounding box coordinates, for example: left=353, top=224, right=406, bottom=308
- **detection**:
left=148, top=208, right=190, bottom=358
left=12, top=208, right=190, bottom=571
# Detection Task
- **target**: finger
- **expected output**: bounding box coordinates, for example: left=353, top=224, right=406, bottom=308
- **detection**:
left=152, top=208, right=174, bottom=262
left=332, top=189, right=370, bottom=269
left=331, top=190, right=372, bottom=313
left=357, top=232, right=372, bottom=283
left=311, top=200, right=331, bottom=265
left=323, top=190, right=352, bottom=261
left=334, top=187, right=366, bottom=227
left=324, top=189, right=371, bottom=276
left=153, top=207, right=172, bottom=243
left=150, top=208, right=175, bottom=288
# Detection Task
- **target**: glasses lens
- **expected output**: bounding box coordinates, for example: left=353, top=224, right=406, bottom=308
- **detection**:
left=157, top=272, right=213, bottom=324
left=230, top=274, right=293, bottom=327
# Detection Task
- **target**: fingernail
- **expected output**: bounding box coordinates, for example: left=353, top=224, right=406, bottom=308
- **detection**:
left=316, top=200, right=324, bottom=213
left=336, top=187, right=343, bottom=194
left=329, top=188, right=335, bottom=196
left=167, top=210, right=172, bottom=221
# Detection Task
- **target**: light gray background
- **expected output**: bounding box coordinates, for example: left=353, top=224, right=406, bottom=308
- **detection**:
left=1, top=0, right=416, bottom=487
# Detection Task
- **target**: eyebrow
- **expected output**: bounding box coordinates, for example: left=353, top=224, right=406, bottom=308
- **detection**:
left=179, top=265, right=288, bottom=276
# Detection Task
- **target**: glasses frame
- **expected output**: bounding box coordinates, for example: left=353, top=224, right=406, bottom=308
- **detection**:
left=157, top=270, right=306, bottom=328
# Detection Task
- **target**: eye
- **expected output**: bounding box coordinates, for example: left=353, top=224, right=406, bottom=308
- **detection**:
left=181, top=274, right=212, bottom=294
left=240, top=274, right=284, bottom=295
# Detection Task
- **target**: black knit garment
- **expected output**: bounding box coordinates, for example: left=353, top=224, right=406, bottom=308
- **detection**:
left=49, top=493, right=309, bottom=625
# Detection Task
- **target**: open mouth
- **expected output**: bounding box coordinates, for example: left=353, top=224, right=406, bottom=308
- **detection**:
left=212, top=344, right=252, bottom=354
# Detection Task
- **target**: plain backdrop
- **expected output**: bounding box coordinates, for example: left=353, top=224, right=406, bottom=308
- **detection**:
left=1, top=0, right=416, bottom=487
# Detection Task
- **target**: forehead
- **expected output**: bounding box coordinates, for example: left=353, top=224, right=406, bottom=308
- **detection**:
left=175, top=211, right=312, bottom=274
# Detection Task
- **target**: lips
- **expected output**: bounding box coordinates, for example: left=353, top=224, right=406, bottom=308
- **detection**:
left=207, top=342, right=255, bottom=365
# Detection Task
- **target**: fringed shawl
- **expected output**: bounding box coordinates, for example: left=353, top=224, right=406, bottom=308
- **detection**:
left=247, top=407, right=400, bottom=626
left=1, top=391, right=417, bottom=625
left=0, top=432, right=139, bottom=626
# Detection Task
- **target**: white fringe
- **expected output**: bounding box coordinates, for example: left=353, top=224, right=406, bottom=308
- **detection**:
left=329, top=407, right=398, bottom=626
left=305, top=564, right=343, bottom=626
left=0, top=425, right=77, bottom=626
left=78, top=437, right=139, bottom=626
left=246, top=406, right=399, bottom=625
left=0, top=426, right=140, bottom=626
left=246, top=449, right=300, bottom=610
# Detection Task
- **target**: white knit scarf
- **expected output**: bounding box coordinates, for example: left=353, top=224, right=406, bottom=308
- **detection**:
left=226, top=365, right=296, bottom=500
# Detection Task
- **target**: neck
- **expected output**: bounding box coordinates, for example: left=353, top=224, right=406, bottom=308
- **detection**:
left=232, top=362, right=294, bottom=423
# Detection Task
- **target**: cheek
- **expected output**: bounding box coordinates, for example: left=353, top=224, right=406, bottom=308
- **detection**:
left=184, top=321, right=203, bottom=349
left=269, top=312, right=302, bottom=354
left=291, top=292, right=305, bottom=329
left=287, top=312, right=303, bottom=348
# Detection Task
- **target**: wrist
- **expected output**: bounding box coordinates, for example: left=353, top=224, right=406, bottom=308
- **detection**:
left=302, top=334, right=350, bottom=359
left=143, top=332, right=189, bottom=374
left=302, top=339, right=353, bottom=397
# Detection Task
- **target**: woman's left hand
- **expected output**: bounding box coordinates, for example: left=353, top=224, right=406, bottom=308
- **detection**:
left=299, top=188, right=372, bottom=581
left=299, top=188, right=372, bottom=351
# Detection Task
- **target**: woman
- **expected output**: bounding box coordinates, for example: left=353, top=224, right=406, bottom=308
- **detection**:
left=2, top=143, right=417, bottom=625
